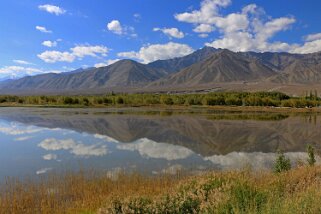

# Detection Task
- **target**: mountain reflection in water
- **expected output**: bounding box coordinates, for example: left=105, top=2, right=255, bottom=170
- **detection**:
left=0, top=108, right=320, bottom=179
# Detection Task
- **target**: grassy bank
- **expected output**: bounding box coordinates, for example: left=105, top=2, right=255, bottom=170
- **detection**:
left=0, top=91, right=321, bottom=109
left=1, top=166, right=321, bottom=213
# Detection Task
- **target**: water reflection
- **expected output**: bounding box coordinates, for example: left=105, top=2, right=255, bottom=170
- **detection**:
left=38, top=138, right=108, bottom=157
left=0, top=108, right=320, bottom=180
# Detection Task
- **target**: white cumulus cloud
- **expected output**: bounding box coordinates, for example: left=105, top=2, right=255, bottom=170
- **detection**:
left=0, top=65, right=62, bottom=79
left=71, top=45, right=109, bottom=58
left=290, top=40, right=321, bottom=54
left=117, top=42, right=194, bottom=63
left=175, top=0, right=312, bottom=53
left=36, top=26, right=52, bottom=33
left=0, top=66, right=43, bottom=78
left=175, top=0, right=231, bottom=24
left=38, top=51, right=75, bottom=63
left=107, top=20, right=123, bottom=35
left=193, top=24, right=214, bottom=33
left=106, top=20, right=136, bottom=37
left=38, top=45, right=109, bottom=63
left=42, top=40, right=58, bottom=47
left=304, top=33, right=321, bottom=42
left=38, top=4, right=66, bottom=15
left=153, top=27, right=185, bottom=39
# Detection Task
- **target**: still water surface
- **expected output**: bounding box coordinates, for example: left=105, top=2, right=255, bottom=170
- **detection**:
left=0, top=107, right=320, bottom=180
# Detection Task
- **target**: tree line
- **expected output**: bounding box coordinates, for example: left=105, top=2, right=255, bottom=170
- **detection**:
left=0, top=91, right=320, bottom=108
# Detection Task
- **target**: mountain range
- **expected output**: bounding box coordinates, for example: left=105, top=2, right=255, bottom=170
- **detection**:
left=1, top=47, right=321, bottom=95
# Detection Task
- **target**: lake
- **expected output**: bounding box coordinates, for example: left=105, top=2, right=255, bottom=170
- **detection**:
left=0, top=107, right=320, bottom=180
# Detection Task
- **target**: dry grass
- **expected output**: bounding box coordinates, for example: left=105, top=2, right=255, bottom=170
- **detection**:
left=0, top=171, right=182, bottom=214
left=1, top=167, right=321, bottom=213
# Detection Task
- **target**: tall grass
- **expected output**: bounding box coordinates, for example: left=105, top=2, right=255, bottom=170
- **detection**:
left=0, top=171, right=181, bottom=214
left=1, top=166, right=321, bottom=213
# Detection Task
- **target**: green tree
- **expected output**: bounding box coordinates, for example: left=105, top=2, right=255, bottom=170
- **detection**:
left=307, top=144, right=316, bottom=166
left=274, top=150, right=291, bottom=173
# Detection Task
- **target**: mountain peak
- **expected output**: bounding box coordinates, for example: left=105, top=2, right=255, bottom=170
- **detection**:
left=148, top=46, right=219, bottom=73
left=107, top=59, right=140, bottom=67
left=200, top=46, right=218, bottom=52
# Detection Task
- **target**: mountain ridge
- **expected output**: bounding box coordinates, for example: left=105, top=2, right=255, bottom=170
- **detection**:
left=1, top=47, right=321, bottom=95
left=149, top=49, right=277, bottom=87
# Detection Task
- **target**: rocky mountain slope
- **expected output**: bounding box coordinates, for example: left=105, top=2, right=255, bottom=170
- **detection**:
left=1, top=47, right=321, bottom=94
left=150, top=49, right=276, bottom=87
left=0, top=60, right=166, bottom=92
left=147, top=46, right=219, bottom=73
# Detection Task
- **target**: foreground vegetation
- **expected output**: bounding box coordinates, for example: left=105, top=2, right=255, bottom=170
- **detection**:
left=0, top=91, right=320, bottom=108
left=1, top=163, right=321, bottom=213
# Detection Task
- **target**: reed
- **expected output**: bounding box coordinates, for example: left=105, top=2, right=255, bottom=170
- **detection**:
left=0, top=166, right=321, bottom=213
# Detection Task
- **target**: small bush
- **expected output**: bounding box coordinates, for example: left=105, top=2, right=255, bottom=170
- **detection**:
left=218, top=182, right=267, bottom=213
left=127, top=197, right=152, bottom=213
left=307, top=145, right=316, bottom=166
left=82, top=97, right=89, bottom=106
left=201, top=177, right=225, bottom=201
left=103, top=97, right=113, bottom=104
left=160, top=96, right=174, bottom=105
left=179, top=196, right=201, bottom=213
left=111, top=199, right=123, bottom=214
left=116, top=97, right=124, bottom=104
left=274, top=150, right=291, bottom=173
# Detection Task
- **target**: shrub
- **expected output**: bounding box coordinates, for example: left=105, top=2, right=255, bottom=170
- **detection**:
left=0, top=92, right=319, bottom=108
left=96, top=98, right=103, bottom=104
left=274, top=150, right=291, bottom=173
left=217, top=182, right=267, bottom=213
left=73, top=98, right=80, bottom=104
left=111, top=199, right=123, bottom=213
left=116, top=97, right=124, bottom=104
left=201, top=96, right=212, bottom=105
left=179, top=196, right=201, bottom=213
left=225, top=97, right=242, bottom=106
left=186, top=97, right=197, bottom=105
left=172, top=96, right=185, bottom=105
left=231, top=182, right=267, bottom=212
left=103, top=97, right=113, bottom=104
left=144, top=97, right=160, bottom=105
left=160, top=96, right=174, bottom=105
left=82, top=98, right=89, bottom=106
left=201, top=177, right=225, bottom=201
left=63, top=97, right=73, bottom=105
left=127, top=197, right=152, bottom=213
left=307, top=145, right=316, bottom=166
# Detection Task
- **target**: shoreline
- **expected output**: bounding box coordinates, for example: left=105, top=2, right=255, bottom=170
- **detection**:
left=1, top=104, right=321, bottom=113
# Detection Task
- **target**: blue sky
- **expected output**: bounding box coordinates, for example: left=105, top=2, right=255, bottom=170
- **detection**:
left=1, top=0, right=321, bottom=79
